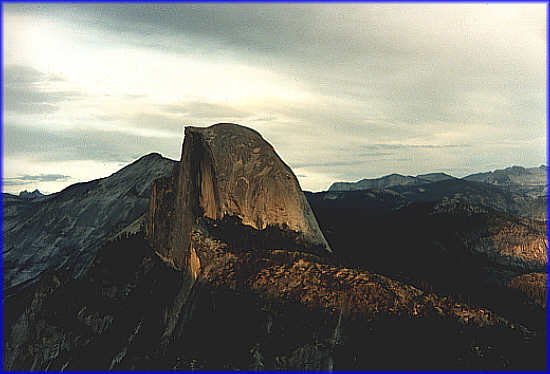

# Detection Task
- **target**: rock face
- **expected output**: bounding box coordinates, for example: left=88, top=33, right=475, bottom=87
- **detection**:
left=518, top=196, right=548, bottom=220
left=146, top=123, right=331, bottom=270
left=429, top=198, right=547, bottom=271
left=508, top=272, right=547, bottom=308
left=3, top=153, right=176, bottom=291
left=3, top=124, right=546, bottom=371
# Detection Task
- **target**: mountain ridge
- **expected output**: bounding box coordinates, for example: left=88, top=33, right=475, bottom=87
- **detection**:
left=3, top=152, right=176, bottom=292
left=329, top=165, right=547, bottom=198
left=3, top=124, right=547, bottom=371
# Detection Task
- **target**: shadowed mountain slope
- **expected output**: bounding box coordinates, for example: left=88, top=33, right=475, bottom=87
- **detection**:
left=306, top=191, right=547, bottom=331
left=3, top=124, right=546, bottom=371
left=328, top=166, right=547, bottom=220
left=3, top=153, right=176, bottom=292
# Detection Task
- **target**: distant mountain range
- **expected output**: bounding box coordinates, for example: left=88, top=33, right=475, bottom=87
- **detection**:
left=3, top=161, right=546, bottom=292
left=306, top=187, right=547, bottom=330
left=329, top=172, right=456, bottom=191
left=464, top=165, right=547, bottom=198
left=327, top=165, right=547, bottom=220
left=330, top=165, right=547, bottom=197
left=3, top=125, right=547, bottom=371
left=313, top=166, right=547, bottom=311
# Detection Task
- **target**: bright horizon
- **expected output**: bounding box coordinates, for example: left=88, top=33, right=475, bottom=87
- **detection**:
left=5, top=149, right=547, bottom=196
left=3, top=3, right=547, bottom=194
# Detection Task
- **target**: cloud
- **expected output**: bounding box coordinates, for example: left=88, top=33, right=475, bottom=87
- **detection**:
left=3, top=64, right=45, bottom=85
left=3, top=121, right=180, bottom=165
left=2, top=3, right=546, bottom=192
left=360, top=144, right=472, bottom=151
left=4, top=174, right=72, bottom=183
left=2, top=174, right=73, bottom=192
left=3, top=64, right=80, bottom=114
left=162, top=101, right=251, bottom=119
left=291, top=160, right=368, bottom=169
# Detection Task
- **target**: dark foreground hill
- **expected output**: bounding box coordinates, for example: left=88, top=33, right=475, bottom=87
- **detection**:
left=305, top=190, right=547, bottom=331
left=3, top=123, right=546, bottom=371
left=4, top=232, right=545, bottom=371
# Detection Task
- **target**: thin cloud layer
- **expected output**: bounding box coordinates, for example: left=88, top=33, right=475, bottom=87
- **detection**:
left=4, top=173, right=72, bottom=185
left=3, top=3, right=546, bottom=193
left=3, top=64, right=80, bottom=114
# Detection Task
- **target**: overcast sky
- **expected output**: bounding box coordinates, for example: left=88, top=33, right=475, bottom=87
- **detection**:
left=3, top=3, right=547, bottom=194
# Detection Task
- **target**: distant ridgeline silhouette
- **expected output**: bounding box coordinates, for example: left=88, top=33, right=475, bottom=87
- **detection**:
left=3, top=124, right=546, bottom=371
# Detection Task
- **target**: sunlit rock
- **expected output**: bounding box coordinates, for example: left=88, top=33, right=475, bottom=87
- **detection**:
left=146, top=123, right=331, bottom=271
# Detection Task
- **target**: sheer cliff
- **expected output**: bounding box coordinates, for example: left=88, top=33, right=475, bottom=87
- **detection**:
left=146, top=123, right=331, bottom=271
left=3, top=124, right=546, bottom=371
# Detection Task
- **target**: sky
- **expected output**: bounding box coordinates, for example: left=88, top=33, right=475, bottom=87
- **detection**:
left=2, top=2, right=547, bottom=194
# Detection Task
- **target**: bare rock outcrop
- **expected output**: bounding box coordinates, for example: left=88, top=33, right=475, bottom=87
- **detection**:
left=432, top=198, right=548, bottom=271
left=508, top=272, right=547, bottom=308
left=146, top=123, right=331, bottom=271
left=4, top=124, right=546, bottom=371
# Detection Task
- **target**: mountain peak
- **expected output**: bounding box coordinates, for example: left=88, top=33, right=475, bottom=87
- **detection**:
left=131, top=152, right=174, bottom=164
left=503, top=165, right=527, bottom=174
left=3, top=153, right=176, bottom=291
left=18, top=189, right=45, bottom=198
left=140, top=152, right=164, bottom=159
left=329, top=173, right=423, bottom=192
left=416, top=172, right=455, bottom=182
left=464, top=165, right=547, bottom=198
left=147, top=123, right=332, bottom=270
